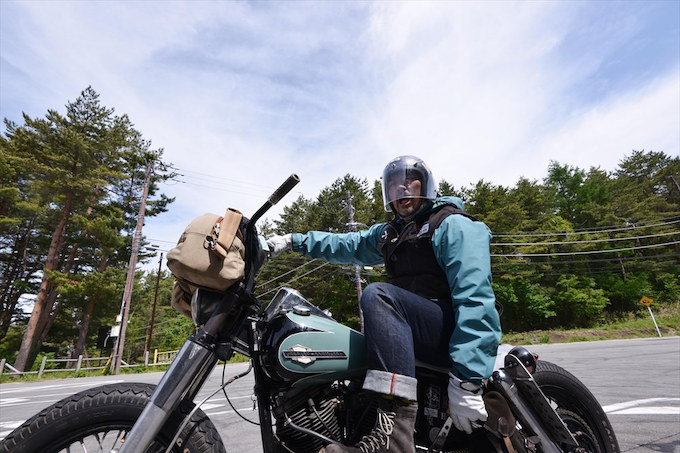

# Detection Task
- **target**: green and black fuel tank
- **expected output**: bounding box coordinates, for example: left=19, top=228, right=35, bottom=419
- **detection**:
left=259, top=288, right=367, bottom=387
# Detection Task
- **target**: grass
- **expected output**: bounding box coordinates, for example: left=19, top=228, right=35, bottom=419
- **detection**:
left=502, top=303, right=680, bottom=345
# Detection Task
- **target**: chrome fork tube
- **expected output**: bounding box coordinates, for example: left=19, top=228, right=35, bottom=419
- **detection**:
left=116, top=336, right=218, bottom=453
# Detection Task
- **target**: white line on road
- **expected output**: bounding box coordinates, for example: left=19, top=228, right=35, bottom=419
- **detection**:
left=609, top=407, right=679, bottom=415
left=603, top=398, right=680, bottom=415
left=0, top=380, right=123, bottom=394
left=0, top=398, right=27, bottom=405
left=0, top=421, right=23, bottom=439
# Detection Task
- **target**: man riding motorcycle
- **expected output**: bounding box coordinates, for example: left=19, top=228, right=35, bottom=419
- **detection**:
left=267, top=155, right=501, bottom=453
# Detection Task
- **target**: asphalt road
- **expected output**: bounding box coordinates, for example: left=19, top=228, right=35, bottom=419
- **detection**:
left=1, top=336, right=678, bottom=452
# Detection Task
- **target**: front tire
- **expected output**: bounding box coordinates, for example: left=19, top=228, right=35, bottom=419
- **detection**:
left=0, top=382, right=226, bottom=453
left=534, top=360, right=620, bottom=453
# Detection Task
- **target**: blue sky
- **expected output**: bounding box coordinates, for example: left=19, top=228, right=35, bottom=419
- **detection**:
left=2, top=0, right=679, bottom=258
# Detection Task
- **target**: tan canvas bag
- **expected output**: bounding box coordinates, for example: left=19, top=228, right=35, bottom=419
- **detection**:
left=167, top=208, right=245, bottom=317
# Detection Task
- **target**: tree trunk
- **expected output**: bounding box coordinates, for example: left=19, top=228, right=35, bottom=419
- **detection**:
left=39, top=296, right=62, bottom=346
left=72, top=300, right=95, bottom=363
left=15, top=185, right=99, bottom=370
left=618, top=258, right=627, bottom=281
left=13, top=192, right=73, bottom=372
left=72, top=253, right=108, bottom=361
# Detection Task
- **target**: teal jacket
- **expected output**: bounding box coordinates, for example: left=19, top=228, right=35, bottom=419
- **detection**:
left=291, top=196, right=501, bottom=381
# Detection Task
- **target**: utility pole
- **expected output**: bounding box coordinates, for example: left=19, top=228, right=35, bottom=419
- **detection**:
left=112, top=162, right=152, bottom=374
left=346, top=190, right=365, bottom=332
left=145, top=251, right=163, bottom=353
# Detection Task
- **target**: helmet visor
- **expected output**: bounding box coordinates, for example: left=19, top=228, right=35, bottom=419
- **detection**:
left=381, top=156, right=436, bottom=211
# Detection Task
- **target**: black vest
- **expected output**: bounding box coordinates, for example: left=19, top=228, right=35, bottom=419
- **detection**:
left=378, top=205, right=478, bottom=300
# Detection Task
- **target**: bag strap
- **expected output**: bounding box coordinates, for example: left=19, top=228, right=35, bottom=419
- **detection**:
left=215, top=208, right=243, bottom=256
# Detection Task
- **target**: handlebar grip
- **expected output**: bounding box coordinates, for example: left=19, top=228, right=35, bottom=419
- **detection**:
left=269, top=174, right=300, bottom=205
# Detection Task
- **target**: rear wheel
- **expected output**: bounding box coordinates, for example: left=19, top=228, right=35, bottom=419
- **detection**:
left=0, top=382, right=226, bottom=453
left=533, top=360, right=620, bottom=453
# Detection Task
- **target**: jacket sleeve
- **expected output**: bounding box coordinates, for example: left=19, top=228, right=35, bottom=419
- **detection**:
left=432, top=215, right=501, bottom=382
left=291, top=223, right=386, bottom=266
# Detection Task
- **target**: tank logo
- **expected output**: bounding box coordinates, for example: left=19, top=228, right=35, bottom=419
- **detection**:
left=282, top=344, right=348, bottom=365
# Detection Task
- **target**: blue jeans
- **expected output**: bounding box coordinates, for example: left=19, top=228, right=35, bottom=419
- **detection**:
left=359, top=282, right=454, bottom=400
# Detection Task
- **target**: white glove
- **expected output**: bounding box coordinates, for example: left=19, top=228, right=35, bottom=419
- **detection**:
left=266, top=234, right=292, bottom=259
left=447, top=373, right=488, bottom=434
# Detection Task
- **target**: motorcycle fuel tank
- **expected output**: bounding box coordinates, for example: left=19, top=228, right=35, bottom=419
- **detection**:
left=260, top=288, right=367, bottom=387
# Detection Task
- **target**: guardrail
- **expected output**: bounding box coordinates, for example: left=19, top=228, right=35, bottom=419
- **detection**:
left=0, top=349, right=179, bottom=379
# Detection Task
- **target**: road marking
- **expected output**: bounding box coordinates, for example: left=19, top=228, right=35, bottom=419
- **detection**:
left=0, top=421, right=23, bottom=439
left=205, top=406, right=258, bottom=418
left=609, top=407, right=679, bottom=415
left=0, top=397, right=77, bottom=407
left=0, top=398, right=27, bottom=405
left=603, top=398, right=680, bottom=415
left=0, top=422, right=22, bottom=429
left=199, top=403, right=224, bottom=410
left=0, top=380, right=123, bottom=394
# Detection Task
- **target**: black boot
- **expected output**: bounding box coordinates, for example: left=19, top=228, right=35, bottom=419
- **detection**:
left=320, top=397, right=417, bottom=453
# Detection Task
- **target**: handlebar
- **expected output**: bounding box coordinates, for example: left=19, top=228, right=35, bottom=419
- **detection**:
left=241, top=174, right=300, bottom=294
left=269, top=174, right=300, bottom=205
left=250, top=174, right=300, bottom=226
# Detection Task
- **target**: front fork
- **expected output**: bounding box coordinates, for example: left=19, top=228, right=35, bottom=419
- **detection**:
left=488, top=350, right=578, bottom=453
left=116, top=288, right=245, bottom=453
left=117, top=333, right=218, bottom=453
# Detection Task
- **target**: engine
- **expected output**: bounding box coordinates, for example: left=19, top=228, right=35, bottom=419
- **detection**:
left=273, top=382, right=377, bottom=453
left=274, top=386, right=341, bottom=453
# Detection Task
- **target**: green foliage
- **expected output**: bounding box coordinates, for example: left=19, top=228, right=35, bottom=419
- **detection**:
left=552, top=275, right=610, bottom=327
left=595, top=273, right=653, bottom=314
left=262, top=149, right=678, bottom=332
left=0, top=324, right=24, bottom=362
left=494, top=279, right=556, bottom=332
left=275, top=174, right=381, bottom=234
left=655, top=273, right=680, bottom=304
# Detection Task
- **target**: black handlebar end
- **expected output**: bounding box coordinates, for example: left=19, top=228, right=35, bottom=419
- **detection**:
left=269, top=174, right=300, bottom=205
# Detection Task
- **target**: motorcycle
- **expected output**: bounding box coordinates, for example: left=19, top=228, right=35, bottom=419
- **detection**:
left=0, top=175, right=620, bottom=453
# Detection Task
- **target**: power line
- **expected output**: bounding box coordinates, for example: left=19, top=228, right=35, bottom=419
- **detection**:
left=493, top=217, right=680, bottom=238
left=280, top=268, right=343, bottom=295
left=255, top=258, right=322, bottom=289
left=491, top=230, right=679, bottom=247
left=492, top=253, right=680, bottom=266
left=491, top=240, right=679, bottom=257
left=170, top=166, right=281, bottom=192
left=174, top=179, right=275, bottom=199
left=168, top=166, right=310, bottom=200
left=257, top=261, right=333, bottom=298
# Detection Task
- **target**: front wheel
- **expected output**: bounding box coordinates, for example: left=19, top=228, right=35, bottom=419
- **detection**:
left=0, top=382, right=226, bottom=453
left=534, top=360, right=620, bottom=453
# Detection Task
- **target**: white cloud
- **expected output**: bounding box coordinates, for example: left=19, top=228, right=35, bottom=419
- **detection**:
left=360, top=2, right=679, bottom=188
left=533, top=69, right=680, bottom=173
left=1, top=0, right=678, bottom=262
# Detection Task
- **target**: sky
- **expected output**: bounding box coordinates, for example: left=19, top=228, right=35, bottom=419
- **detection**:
left=2, top=0, right=679, bottom=267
